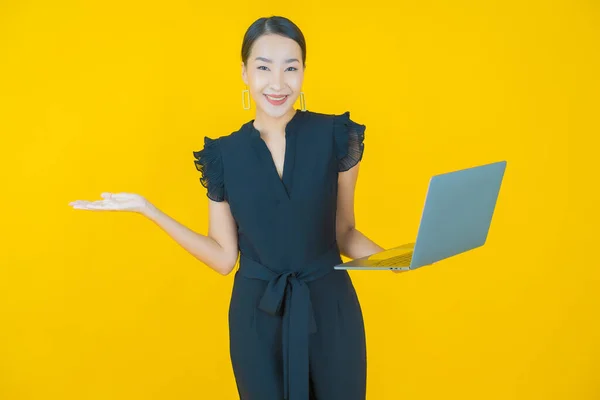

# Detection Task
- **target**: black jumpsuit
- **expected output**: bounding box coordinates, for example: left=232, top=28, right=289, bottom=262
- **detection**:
left=193, top=109, right=367, bottom=400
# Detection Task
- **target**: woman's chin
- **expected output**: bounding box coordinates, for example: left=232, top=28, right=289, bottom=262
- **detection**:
left=258, top=103, right=296, bottom=118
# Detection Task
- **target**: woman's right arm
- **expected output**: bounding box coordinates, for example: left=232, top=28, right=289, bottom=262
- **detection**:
left=142, top=198, right=239, bottom=276
left=69, top=192, right=238, bottom=275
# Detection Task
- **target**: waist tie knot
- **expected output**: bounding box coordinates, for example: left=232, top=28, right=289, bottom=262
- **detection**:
left=238, top=243, right=343, bottom=400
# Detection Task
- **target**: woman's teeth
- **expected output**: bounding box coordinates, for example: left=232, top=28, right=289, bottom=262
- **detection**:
left=266, top=95, right=287, bottom=100
left=265, top=94, right=289, bottom=105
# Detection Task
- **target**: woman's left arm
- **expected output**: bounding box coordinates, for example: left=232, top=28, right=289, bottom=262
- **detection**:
left=335, top=162, right=386, bottom=260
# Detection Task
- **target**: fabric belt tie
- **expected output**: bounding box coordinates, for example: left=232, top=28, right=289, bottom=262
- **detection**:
left=238, top=243, right=342, bottom=400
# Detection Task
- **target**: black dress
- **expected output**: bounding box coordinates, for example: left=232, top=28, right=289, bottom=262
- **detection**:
left=193, top=109, right=367, bottom=400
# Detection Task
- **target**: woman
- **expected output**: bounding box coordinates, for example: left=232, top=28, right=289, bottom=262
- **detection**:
left=69, top=16, right=389, bottom=400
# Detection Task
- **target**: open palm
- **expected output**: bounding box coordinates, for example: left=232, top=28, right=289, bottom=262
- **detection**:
left=69, top=192, right=147, bottom=213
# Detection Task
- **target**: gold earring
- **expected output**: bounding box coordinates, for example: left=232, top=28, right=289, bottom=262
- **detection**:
left=242, top=88, right=250, bottom=110
left=300, top=91, right=306, bottom=111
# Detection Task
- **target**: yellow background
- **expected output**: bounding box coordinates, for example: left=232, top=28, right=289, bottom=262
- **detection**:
left=1, top=1, right=598, bottom=399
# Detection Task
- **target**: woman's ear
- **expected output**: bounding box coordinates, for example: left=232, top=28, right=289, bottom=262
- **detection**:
left=241, top=62, right=248, bottom=85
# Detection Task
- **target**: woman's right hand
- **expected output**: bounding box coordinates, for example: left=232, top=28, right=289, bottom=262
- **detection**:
left=69, top=192, right=149, bottom=214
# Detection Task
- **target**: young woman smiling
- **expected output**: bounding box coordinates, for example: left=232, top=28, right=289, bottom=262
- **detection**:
left=69, top=16, right=387, bottom=400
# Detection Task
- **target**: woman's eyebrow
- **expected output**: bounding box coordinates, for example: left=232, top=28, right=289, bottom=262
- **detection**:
left=254, top=57, right=300, bottom=64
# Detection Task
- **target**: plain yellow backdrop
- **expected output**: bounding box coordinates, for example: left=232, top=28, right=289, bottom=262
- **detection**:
left=0, top=0, right=598, bottom=399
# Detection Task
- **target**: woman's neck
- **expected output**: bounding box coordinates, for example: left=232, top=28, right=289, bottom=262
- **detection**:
left=253, top=108, right=297, bottom=138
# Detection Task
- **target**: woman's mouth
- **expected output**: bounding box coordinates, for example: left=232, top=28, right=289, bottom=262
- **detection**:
left=264, top=94, right=289, bottom=106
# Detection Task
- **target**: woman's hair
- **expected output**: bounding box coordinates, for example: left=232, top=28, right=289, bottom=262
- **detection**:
left=241, top=16, right=306, bottom=67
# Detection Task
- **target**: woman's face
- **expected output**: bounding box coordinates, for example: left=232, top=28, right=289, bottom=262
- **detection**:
left=242, top=34, right=305, bottom=119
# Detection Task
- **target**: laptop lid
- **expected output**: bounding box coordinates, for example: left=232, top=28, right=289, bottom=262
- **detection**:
left=409, top=160, right=507, bottom=269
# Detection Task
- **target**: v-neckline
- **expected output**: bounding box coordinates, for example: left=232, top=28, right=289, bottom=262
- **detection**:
left=247, top=109, right=305, bottom=199
left=259, top=134, right=287, bottom=182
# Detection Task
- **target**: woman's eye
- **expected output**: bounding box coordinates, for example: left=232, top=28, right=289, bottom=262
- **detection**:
left=256, top=66, right=297, bottom=71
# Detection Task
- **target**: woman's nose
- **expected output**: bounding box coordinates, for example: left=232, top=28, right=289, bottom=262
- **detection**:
left=270, top=71, right=284, bottom=91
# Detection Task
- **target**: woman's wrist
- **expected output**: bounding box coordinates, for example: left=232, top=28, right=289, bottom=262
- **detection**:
left=140, top=199, right=159, bottom=219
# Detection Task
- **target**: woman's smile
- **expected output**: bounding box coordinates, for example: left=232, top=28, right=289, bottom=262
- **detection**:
left=264, top=94, right=289, bottom=106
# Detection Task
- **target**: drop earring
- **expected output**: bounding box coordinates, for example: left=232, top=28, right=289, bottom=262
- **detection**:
left=300, top=91, right=306, bottom=112
left=242, top=88, right=251, bottom=110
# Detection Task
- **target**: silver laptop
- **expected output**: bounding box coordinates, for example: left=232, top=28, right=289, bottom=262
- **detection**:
left=334, top=160, right=507, bottom=271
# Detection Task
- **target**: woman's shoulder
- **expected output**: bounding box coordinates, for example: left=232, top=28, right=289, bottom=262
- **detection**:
left=203, top=120, right=251, bottom=148
left=303, top=110, right=366, bottom=172
left=302, top=109, right=362, bottom=127
left=193, top=120, right=249, bottom=161
left=302, top=109, right=339, bottom=123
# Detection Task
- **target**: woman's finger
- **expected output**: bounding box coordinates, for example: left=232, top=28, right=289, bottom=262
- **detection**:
left=110, top=192, right=136, bottom=200
left=77, top=200, right=107, bottom=210
left=69, top=194, right=142, bottom=212
left=70, top=200, right=114, bottom=210
left=69, top=200, right=93, bottom=207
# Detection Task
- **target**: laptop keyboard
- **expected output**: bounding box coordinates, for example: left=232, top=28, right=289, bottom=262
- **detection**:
left=370, top=252, right=413, bottom=266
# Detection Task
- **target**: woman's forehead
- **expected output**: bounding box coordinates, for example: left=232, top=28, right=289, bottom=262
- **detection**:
left=249, top=35, right=302, bottom=60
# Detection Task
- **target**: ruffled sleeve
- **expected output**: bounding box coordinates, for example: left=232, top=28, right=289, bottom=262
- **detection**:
left=193, top=136, right=227, bottom=202
left=333, top=111, right=366, bottom=172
